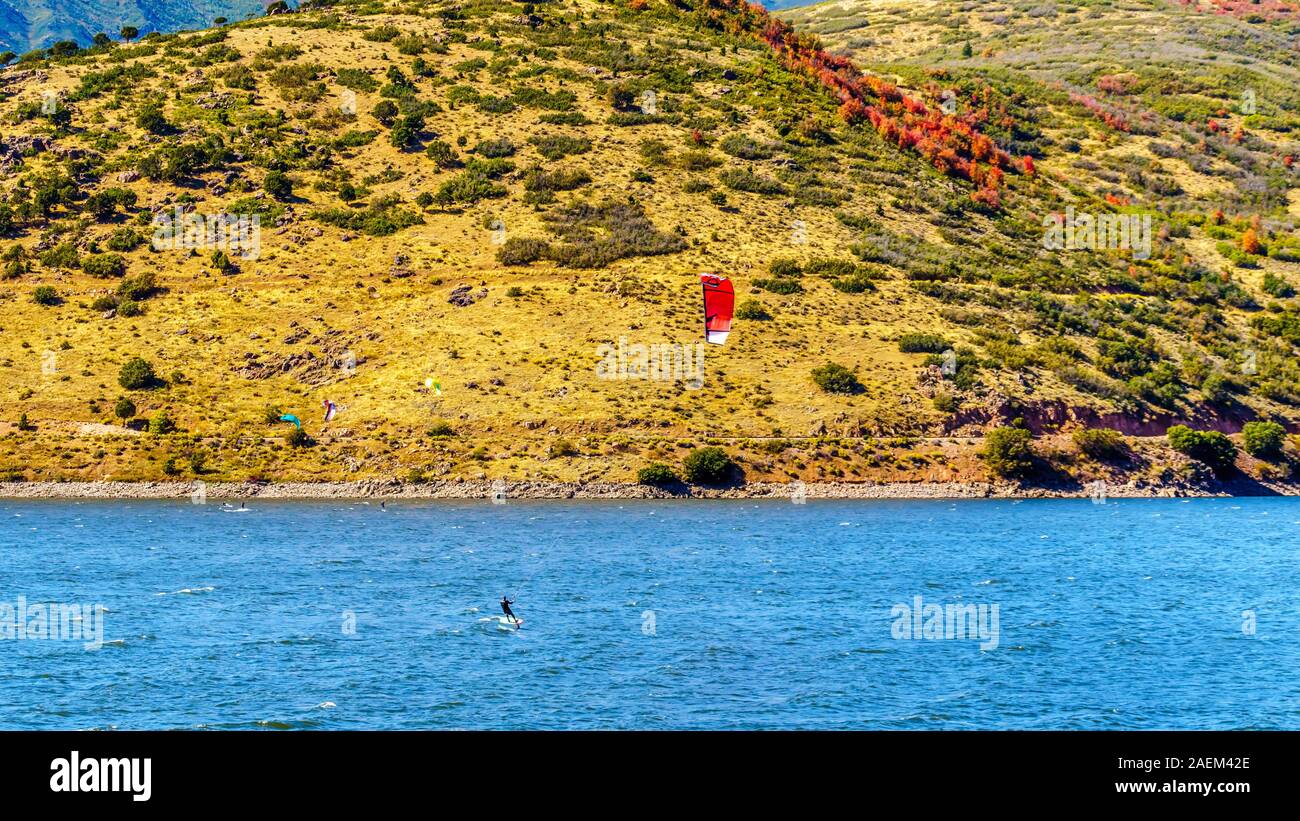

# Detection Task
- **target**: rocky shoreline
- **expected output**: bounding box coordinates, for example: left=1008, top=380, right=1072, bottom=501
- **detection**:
left=1, top=477, right=1295, bottom=500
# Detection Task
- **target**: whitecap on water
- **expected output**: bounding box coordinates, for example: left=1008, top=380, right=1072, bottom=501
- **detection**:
left=317, top=701, right=336, bottom=709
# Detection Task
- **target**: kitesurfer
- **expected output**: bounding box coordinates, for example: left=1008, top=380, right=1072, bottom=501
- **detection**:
left=501, top=595, right=518, bottom=624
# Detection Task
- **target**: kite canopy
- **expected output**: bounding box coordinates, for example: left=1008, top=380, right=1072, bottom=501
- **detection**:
left=279, top=414, right=302, bottom=430
left=322, top=400, right=338, bottom=423
left=700, top=274, right=734, bottom=345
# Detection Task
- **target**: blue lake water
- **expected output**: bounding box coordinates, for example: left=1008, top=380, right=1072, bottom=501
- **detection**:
left=1, top=497, right=1298, bottom=729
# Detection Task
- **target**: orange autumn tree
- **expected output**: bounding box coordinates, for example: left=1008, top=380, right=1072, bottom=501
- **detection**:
left=1241, top=227, right=1262, bottom=255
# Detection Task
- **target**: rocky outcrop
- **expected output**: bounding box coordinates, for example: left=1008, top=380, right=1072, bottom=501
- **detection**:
left=0, top=134, right=48, bottom=172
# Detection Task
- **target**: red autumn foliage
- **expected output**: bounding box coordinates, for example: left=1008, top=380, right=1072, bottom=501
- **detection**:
left=1096, top=74, right=1138, bottom=95
left=1173, top=0, right=1299, bottom=21
left=1069, top=92, right=1129, bottom=132
left=694, top=0, right=1011, bottom=203
left=1022, top=155, right=1036, bottom=177
left=1284, top=154, right=1295, bottom=168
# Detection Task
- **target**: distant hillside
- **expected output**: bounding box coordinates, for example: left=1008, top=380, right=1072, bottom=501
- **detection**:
left=1, top=0, right=1298, bottom=489
left=0, top=0, right=268, bottom=54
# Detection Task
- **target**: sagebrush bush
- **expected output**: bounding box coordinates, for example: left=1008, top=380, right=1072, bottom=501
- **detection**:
left=981, top=427, right=1035, bottom=477
left=118, top=357, right=156, bottom=390
left=1072, top=428, right=1126, bottom=460
left=637, top=463, right=679, bottom=485
left=898, top=333, right=949, bottom=353
left=683, top=447, right=734, bottom=484
left=811, top=362, right=863, bottom=394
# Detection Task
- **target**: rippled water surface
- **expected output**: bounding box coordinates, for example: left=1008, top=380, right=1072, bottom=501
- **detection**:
left=1, top=497, right=1298, bottom=729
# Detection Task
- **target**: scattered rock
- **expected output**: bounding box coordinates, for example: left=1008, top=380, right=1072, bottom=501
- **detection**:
left=390, top=253, right=412, bottom=278
left=448, top=284, right=487, bottom=307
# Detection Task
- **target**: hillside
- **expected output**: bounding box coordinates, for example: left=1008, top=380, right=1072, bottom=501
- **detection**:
left=1, top=0, right=1298, bottom=490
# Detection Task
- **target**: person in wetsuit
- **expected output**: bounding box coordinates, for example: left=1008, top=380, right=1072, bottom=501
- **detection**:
left=501, top=595, right=518, bottom=624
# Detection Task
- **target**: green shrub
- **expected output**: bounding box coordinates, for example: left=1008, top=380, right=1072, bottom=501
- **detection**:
left=719, top=167, right=786, bottom=195
left=82, top=253, right=126, bottom=278
left=531, top=134, right=591, bottom=160
left=427, top=420, right=455, bottom=437
left=548, top=438, right=578, bottom=457
left=118, top=357, right=156, bottom=390
left=523, top=164, right=590, bottom=192
left=734, top=299, right=770, bottom=321
left=1242, top=420, right=1285, bottom=460
left=148, top=410, right=176, bottom=434
left=425, top=140, right=461, bottom=168
left=474, top=137, right=516, bottom=158
left=811, top=362, right=863, bottom=394
left=105, top=228, right=144, bottom=252
left=898, top=333, right=949, bottom=353
left=135, top=104, right=168, bottom=134
left=312, top=196, right=423, bottom=236
left=113, top=396, right=136, bottom=422
left=286, top=427, right=312, bottom=448
left=719, top=134, right=775, bottom=160
left=683, top=447, right=734, bottom=485
left=932, top=391, right=958, bottom=412
left=116, top=272, right=156, bottom=301
left=372, top=99, right=399, bottom=125
left=754, top=277, right=802, bottom=295
left=497, top=237, right=549, bottom=266
left=335, top=67, right=376, bottom=92
left=39, top=243, right=80, bottom=269
left=767, top=258, right=802, bottom=278
left=1262, top=272, right=1295, bottom=299
left=1072, top=428, right=1127, bottom=460
left=32, top=285, right=60, bottom=305
left=390, top=112, right=424, bottom=148
left=831, top=273, right=877, bottom=293
left=263, top=171, right=293, bottom=200
left=433, top=170, right=506, bottom=206
left=637, top=463, right=680, bottom=485
left=1167, top=425, right=1236, bottom=472
left=981, top=427, right=1035, bottom=477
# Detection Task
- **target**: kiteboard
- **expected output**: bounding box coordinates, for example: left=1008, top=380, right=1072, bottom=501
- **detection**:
left=483, top=616, right=523, bottom=628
